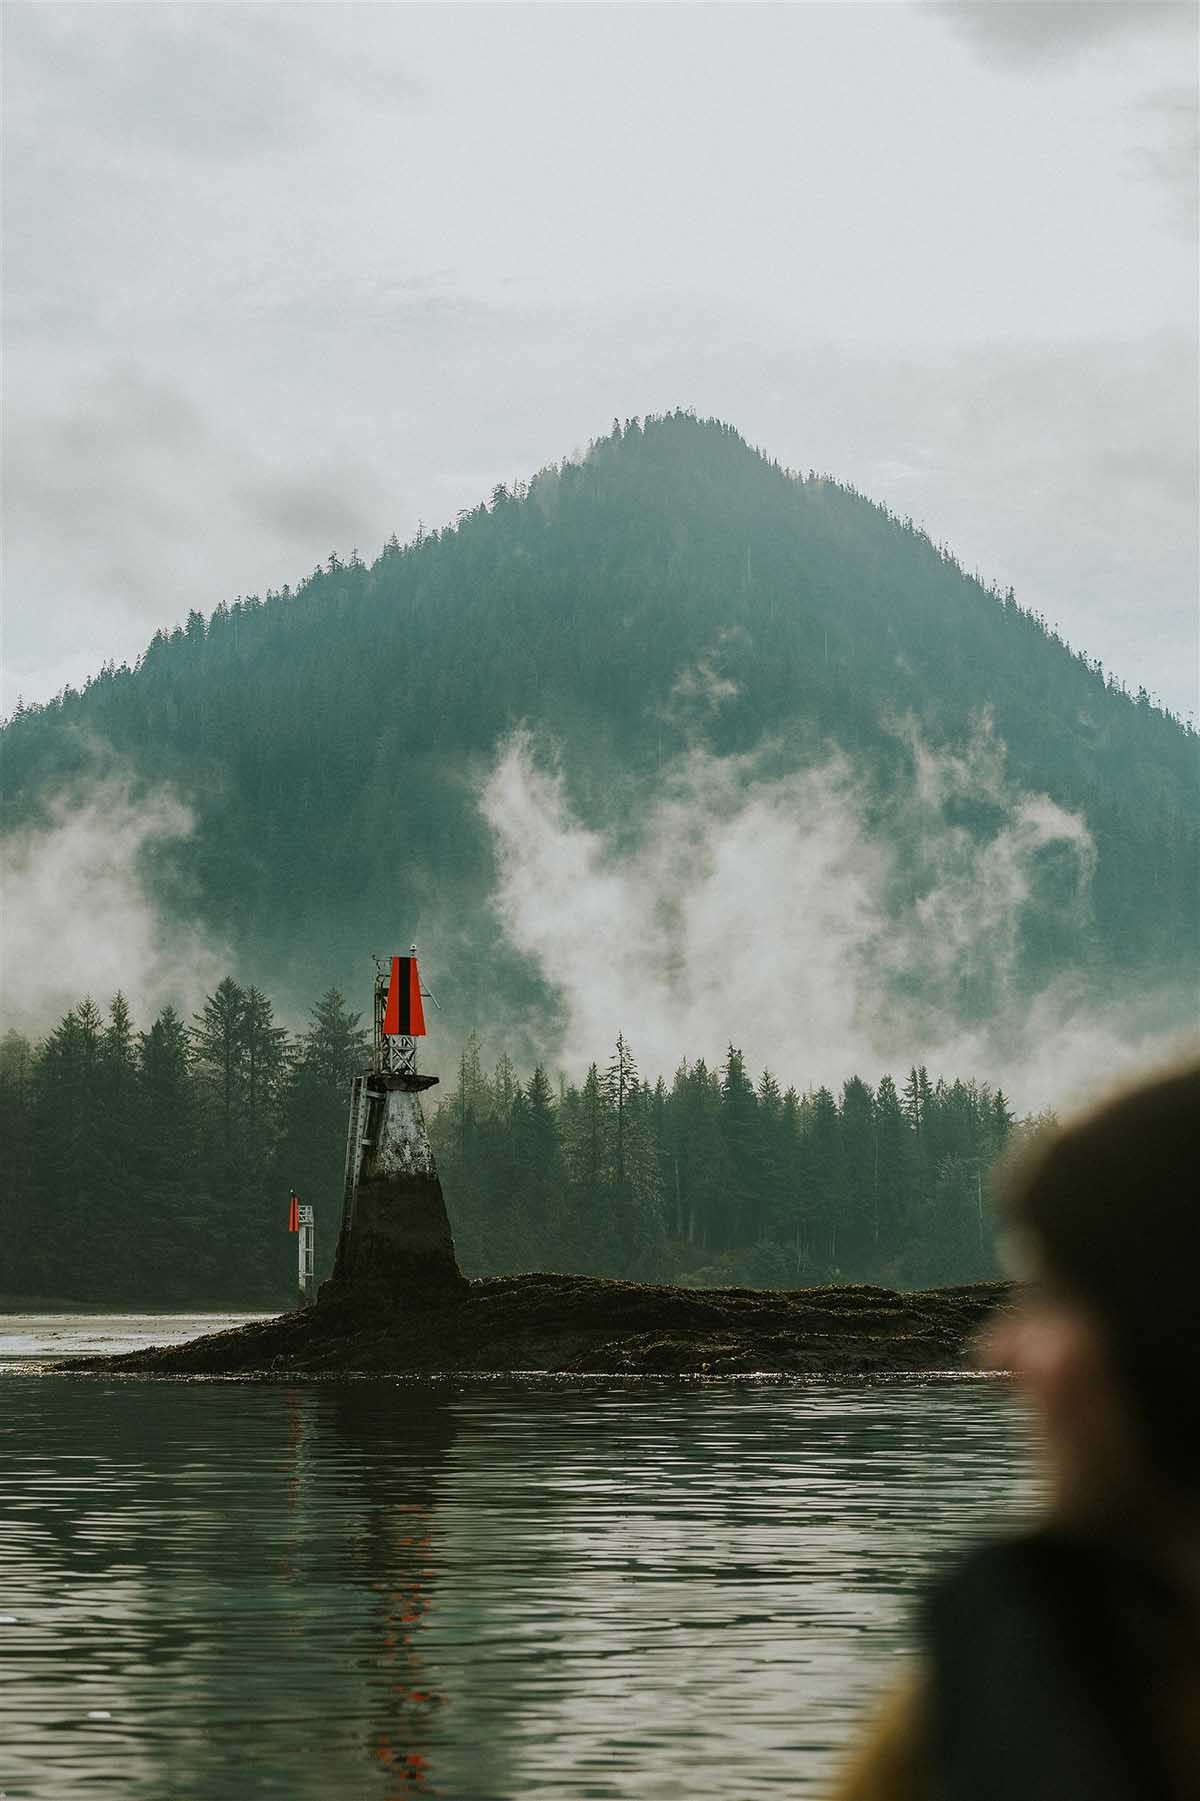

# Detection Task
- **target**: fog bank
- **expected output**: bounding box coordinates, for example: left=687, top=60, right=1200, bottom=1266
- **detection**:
left=482, top=726, right=1191, bottom=1114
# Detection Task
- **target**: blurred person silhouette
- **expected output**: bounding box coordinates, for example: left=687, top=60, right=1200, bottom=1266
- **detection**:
left=831, top=1060, right=1200, bottom=1801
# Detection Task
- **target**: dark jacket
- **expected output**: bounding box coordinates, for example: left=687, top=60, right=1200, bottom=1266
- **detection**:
left=831, top=1529, right=1200, bottom=1801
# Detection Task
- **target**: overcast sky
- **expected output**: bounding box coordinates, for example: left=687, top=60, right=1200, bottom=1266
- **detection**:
left=5, top=1, right=1197, bottom=719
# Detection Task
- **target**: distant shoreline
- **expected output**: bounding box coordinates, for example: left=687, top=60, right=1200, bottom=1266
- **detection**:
left=0, top=1297, right=279, bottom=1315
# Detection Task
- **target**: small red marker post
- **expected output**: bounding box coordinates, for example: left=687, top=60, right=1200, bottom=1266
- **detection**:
left=288, top=1190, right=313, bottom=1306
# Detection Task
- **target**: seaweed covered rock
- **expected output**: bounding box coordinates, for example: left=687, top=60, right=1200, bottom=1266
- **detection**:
left=68, top=1274, right=1015, bottom=1378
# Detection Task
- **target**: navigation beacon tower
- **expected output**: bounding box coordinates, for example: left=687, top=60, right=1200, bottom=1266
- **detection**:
left=326, top=949, right=465, bottom=1298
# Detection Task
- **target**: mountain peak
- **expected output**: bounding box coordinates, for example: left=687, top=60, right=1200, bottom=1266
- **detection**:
left=2, top=412, right=1195, bottom=1047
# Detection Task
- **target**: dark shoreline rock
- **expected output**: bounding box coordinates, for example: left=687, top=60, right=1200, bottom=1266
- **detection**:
left=61, top=1273, right=1016, bottom=1378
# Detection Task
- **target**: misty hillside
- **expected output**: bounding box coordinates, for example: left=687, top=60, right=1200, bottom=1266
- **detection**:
left=3, top=412, right=1196, bottom=1046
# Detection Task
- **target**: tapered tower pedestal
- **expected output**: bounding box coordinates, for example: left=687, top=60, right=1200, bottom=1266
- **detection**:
left=326, top=1071, right=466, bottom=1300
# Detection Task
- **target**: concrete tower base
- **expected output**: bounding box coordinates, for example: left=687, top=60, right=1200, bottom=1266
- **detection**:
left=325, top=1072, right=466, bottom=1300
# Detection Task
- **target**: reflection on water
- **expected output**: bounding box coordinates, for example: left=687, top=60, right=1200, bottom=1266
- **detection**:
left=0, top=1355, right=1030, bottom=1798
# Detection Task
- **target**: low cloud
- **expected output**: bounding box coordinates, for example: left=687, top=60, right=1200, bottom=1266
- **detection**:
left=8, top=363, right=389, bottom=605
left=663, top=643, right=744, bottom=736
left=6, top=5, right=428, bottom=164
left=481, top=727, right=1190, bottom=1114
left=1126, top=85, right=1200, bottom=238
left=670, top=658, right=740, bottom=714
left=0, top=765, right=229, bottom=1038
left=925, top=0, right=1198, bottom=238
left=877, top=717, right=1095, bottom=1034
left=4, top=363, right=391, bottom=706
left=925, top=2, right=1191, bottom=70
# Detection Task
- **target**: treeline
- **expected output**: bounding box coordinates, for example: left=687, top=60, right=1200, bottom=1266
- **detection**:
left=1, top=979, right=1028, bottom=1304
left=431, top=1032, right=1018, bottom=1289
left=0, top=983, right=366, bottom=1305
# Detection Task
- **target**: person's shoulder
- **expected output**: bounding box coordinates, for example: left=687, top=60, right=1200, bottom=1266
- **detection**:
left=925, top=1528, right=1172, bottom=1801
left=825, top=1668, right=929, bottom=1801
left=927, top=1525, right=1104, bottom=1639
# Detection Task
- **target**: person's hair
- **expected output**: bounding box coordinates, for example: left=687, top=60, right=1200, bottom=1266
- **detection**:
left=999, top=1059, right=1200, bottom=1497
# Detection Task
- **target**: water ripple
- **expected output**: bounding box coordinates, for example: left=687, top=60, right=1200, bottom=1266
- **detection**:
left=0, top=1331, right=1030, bottom=1799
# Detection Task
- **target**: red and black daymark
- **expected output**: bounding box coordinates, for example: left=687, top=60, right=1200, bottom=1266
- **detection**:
left=383, top=955, right=427, bottom=1037
left=288, top=1191, right=299, bottom=1233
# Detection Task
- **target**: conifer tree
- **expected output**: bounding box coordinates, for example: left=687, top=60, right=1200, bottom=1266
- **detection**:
left=602, top=1034, right=638, bottom=1188
left=872, top=1073, right=912, bottom=1262
left=515, top=1065, right=562, bottom=1263
left=0, top=1032, right=36, bottom=1293
left=719, top=1045, right=760, bottom=1242
left=136, top=1006, right=212, bottom=1295
left=839, top=1076, right=876, bottom=1259
left=192, top=978, right=247, bottom=1157
left=808, top=1086, right=844, bottom=1265
left=680, top=1059, right=729, bottom=1252
left=28, top=1000, right=105, bottom=1290
left=561, top=1063, right=608, bottom=1270
left=242, top=985, right=288, bottom=1134
left=97, top=993, right=140, bottom=1229
left=300, top=989, right=368, bottom=1090
left=777, top=1085, right=812, bottom=1269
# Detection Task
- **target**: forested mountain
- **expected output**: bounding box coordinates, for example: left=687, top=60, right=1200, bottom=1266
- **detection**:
left=4, top=411, right=1195, bottom=1303
left=3, top=410, right=1197, bottom=1041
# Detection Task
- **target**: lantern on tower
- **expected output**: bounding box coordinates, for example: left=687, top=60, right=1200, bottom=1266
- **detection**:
left=372, top=946, right=433, bottom=1076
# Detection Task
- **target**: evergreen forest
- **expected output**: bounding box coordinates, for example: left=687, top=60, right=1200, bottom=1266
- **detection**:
left=0, top=984, right=1026, bottom=1307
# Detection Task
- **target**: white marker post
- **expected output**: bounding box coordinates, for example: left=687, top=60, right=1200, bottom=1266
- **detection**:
left=297, top=1205, right=315, bottom=1306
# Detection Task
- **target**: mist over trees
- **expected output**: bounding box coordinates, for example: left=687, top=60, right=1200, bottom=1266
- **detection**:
left=2, top=413, right=1195, bottom=1051
left=1, top=985, right=1022, bottom=1306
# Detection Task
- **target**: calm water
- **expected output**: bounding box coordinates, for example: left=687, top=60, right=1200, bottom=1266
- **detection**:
left=0, top=1316, right=1031, bottom=1801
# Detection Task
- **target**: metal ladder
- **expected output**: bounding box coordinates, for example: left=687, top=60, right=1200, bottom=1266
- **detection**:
left=340, top=1075, right=368, bottom=1239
